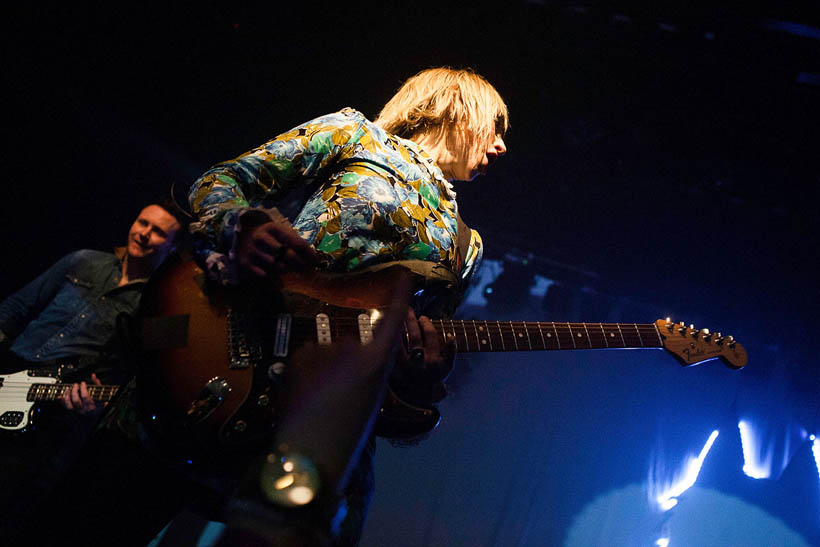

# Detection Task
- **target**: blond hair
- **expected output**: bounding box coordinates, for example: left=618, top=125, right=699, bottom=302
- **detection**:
left=375, top=67, right=509, bottom=150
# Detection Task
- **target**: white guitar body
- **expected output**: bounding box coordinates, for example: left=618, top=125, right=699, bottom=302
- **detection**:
left=0, top=370, right=57, bottom=431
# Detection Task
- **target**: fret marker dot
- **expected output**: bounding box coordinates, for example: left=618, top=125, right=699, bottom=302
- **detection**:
left=481, top=339, right=487, bottom=345
left=478, top=326, right=484, bottom=332
left=546, top=333, right=552, bottom=337
left=518, top=333, right=524, bottom=338
left=610, top=333, right=615, bottom=337
left=577, top=332, right=582, bottom=337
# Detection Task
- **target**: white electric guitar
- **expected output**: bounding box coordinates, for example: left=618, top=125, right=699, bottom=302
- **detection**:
left=0, top=370, right=119, bottom=431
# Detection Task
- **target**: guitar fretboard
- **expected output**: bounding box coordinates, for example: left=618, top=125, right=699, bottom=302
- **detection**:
left=27, top=384, right=119, bottom=403
left=430, top=321, right=663, bottom=353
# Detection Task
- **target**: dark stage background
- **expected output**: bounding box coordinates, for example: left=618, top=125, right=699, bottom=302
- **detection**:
left=5, top=3, right=820, bottom=545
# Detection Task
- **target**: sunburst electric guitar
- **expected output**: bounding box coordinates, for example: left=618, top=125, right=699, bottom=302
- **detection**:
left=135, top=258, right=747, bottom=466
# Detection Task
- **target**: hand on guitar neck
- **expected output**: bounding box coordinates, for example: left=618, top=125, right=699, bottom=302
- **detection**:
left=392, top=308, right=456, bottom=406
left=60, top=372, right=105, bottom=416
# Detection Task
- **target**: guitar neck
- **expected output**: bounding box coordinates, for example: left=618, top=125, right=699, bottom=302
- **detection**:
left=431, top=320, right=663, bottom=353
left=28, top=384, right=120, bottom=403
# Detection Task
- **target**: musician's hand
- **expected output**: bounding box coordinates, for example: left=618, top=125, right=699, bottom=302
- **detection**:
left=238, top=219, right=318, bottom=279
left=61, top=373, right=101, bottom=415
left=395, top=308, right=456, bottom=405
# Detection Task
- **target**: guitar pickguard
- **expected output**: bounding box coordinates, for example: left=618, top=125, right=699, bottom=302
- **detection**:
left=0, top=371, right=57, bottom=431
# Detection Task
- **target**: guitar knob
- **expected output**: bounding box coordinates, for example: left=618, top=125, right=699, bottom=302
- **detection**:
left=268, top=362, right=286, bottom=380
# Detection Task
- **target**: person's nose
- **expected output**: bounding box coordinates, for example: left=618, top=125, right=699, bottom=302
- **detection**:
left=493, top=136, right=507, bottom=157
left=136, top=225, right=151, bottom=240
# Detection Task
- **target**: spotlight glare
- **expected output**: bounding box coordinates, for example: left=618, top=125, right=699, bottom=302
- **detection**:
left=654, top=430, right=719, bottom=511
left=738, top=420, right=773, bottom=479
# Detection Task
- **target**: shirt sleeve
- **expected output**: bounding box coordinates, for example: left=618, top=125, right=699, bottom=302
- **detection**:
left=0, top=252, right=80, bottom=342
left=188, top=110, right=365, bottom=284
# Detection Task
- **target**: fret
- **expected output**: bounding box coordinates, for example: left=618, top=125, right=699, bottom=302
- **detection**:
left=522, top=322, right=533, bottom=350
left=550, top=322, right=561, bottom=349
left=634, top=323, right=644, bottom=346
left=565, top=323, right=578, bottom=349
left=510, top=321, right=519, bottom=350
left=599, top=324, right=615, bottom=347
left=616, top=324, right=626, bottom=347
left=588, top=323, right=608, bottom=349
left=472, top=321, right=483, bottom=351
left=652, top=323, right=663, bottom=347
left=495, top=321, right=506, bottom=351
left=461, top=321, right=470, bottom=352
left=620, top=324, right=640, bottom=347
left=450, top=320, right=459, bottom=350
left=482, top=321, right=493, bottom=351
left=535, top=322, right=547, bottom=350
left=566, top=323, right=590, bottom=349
left=443, top=319, right=457, bottom=351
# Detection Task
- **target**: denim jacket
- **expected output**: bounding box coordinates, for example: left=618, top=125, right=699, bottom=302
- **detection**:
left=0, top=249, right=144, bottom=373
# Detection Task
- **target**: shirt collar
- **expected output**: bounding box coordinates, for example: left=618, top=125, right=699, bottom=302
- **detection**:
left=399, top=137, right=457, bottom=200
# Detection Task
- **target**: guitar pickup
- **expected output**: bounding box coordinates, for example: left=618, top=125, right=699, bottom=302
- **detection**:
left=358, top=314, right=373, bottom=345
left=316, top=314, right=331, bottom=345
left=274, top=314, right=292, bottom=357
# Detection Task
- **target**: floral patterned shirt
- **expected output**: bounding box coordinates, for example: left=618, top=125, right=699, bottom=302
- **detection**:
left=188, top=108, right=482, bottom=291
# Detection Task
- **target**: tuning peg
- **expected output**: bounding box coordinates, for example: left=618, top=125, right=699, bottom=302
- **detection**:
left=727, top=335, right=736, bottom=348
left=678, top=321, right=687, bottom=334
left=689, top=324, right=700, bottom=338
left=665, top=317, right=673, bottom=329
left=701, top=328, right=710, bottom=340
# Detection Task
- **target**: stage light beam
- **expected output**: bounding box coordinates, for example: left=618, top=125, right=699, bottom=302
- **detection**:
left=654, top=430, right=720, bottom=511
left=738, top=420, right=773, bottom=479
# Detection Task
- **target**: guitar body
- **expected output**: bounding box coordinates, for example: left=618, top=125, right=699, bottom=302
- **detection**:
left=137, top=258, right=432, bottom=469
left=0, top=370, right=57, bottom=431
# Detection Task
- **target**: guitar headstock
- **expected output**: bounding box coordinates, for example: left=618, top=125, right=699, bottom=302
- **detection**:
left=655, top=318, right=747, bottom=369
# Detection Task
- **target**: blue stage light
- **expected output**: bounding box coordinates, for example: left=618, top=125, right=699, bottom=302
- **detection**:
left=738, top=420, right=772, bottom=479
left=654, top=430, right=719, bottom=511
